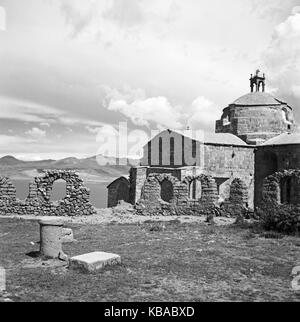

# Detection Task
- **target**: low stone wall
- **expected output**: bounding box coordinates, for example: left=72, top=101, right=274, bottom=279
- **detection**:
left=135, top=173, right=219, bottom=216
left=262, top=170, right=300, bottom=206
left=0, top=170, right=96, bottom=216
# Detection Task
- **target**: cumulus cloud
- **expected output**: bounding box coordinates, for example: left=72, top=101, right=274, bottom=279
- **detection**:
left=185, top=96, right=222, bottom=129
left=263, top=7, right=300, bottom=112
left=26, top=127, right=46, bottom=139
left=103, top=86, right=220, bottom=131
left=103, top=87, right=183, bottom=129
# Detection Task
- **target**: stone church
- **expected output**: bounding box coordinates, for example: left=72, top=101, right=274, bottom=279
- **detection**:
left=107, top=71, right=300, bottom=216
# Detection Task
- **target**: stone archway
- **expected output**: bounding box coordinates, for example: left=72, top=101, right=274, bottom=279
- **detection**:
left=141, top=173, right=180, bottom=203
left=27, top=170, right=96, bottom=216
left=160, top=179, right=174, bottom=203
left=263, top=170, right=300, bottom=206
left=183, top=175, right=218, bottom=205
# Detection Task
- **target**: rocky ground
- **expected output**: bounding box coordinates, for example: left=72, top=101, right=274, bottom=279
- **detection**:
left=0, top=202, right=235, bottom=226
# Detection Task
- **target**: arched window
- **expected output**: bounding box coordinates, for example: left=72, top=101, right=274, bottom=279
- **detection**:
left=50, top=179, right=67, bottom=202
left=160, top=179, right=173, bottom=203
left=189, top=179, right=202, bottom=200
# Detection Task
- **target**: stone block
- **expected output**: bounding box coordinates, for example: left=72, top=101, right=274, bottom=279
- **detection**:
left=69, top=252, right=121, bottom=273
left=62, top=228, right=74, bottom=243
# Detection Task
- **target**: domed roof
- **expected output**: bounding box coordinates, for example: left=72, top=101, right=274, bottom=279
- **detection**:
left=262, top=132, right=300, bottom=146
left=232, top=92, right=284, bottom=106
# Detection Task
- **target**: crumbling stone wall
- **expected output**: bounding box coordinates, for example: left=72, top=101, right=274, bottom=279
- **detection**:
left=262, top=170, right=300, bottom=206
left=136, top=173, right=218, bottom=216
left=0, top=170, right=96, bottom=216
left=220, top=178, right=249, bottom=217
left=255, top=144, right=300, bottom=207
left=0, top=177, right=17, bottom=206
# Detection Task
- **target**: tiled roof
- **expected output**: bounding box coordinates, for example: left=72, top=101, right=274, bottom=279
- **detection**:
left=232, top=92, right=284, bottom=106
left=262, top=133, right=300, bottom=146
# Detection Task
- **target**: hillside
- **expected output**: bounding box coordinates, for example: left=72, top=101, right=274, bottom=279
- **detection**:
left=0, top=155, right=137, bottom=183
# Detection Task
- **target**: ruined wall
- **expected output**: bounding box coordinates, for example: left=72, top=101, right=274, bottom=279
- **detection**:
left=262, top=170, right=300, bottom=206
left=135, top=173, right=219, bottom=216
left=255, top=144, right=300, bottom=207
left=137, top=143, right=255, bottom=208
left=0, top=170, right=96, bottom=216
left=220, top=178, right=249, bottom=217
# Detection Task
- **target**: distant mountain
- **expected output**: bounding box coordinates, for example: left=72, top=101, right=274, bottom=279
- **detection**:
left=0, top=154, right=140, bottom=182
left=0, top=156, right=25, bottom=165
left=53, top=157, right=80, bottom=166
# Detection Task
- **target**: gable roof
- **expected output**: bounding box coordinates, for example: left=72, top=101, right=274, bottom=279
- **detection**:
left=147, top=129, right=248, bottom=146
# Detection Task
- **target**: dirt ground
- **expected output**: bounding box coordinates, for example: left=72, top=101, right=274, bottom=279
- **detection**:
left=0, top=212, right=300, bottom=302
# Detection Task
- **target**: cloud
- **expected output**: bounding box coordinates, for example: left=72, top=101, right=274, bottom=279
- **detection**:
left=103, top=87, right=183, bottom=129
left=263, top=8, right=300, bottom=112
left=0, top=95, right=105, bottom=127
left=26, top=127, right=46, bottom=139
left=103, top=86, right=221, bottom=131
left=60, top=0, right=98, bottom=37
left=250, top=0, right=299, bottom=21
left=103, top=0, right=144, bottom=28
left=0, top=6, right=6, bottom=31
left=185, top=96, right=222, bottom=129
left=0, top=135, right=32, bottom=147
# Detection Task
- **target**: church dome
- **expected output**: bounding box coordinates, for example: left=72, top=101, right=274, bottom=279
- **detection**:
left=232, top=92, right=283, bottom=106
left=215, top=70, right=297, bottom=145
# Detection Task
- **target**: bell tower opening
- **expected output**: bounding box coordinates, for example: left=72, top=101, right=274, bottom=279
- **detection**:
left=250, top=69, right=266, bottom=92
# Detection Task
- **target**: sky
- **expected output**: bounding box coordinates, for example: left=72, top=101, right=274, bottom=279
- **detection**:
left=0, top=0, right=299, bottom=160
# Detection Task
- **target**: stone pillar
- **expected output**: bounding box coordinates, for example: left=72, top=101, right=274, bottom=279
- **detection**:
left=39, top=218, right=64, bottom=258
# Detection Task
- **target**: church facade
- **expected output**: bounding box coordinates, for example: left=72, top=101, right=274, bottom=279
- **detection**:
left=107, top=71, right=300, bottom=217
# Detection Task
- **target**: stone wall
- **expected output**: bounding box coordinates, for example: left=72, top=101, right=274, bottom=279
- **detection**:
left=262, top=170, right=300, bottom=206
left=220, top=178, right=249, bottom=217
left=0, top=170, right=96, bottom=216
left=135, top=173, right=219, bottom=216
left=255, top=144, right=300, bottom=207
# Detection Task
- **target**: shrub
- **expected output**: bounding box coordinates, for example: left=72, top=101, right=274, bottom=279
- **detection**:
left=258, top=203, right=300, bottom=235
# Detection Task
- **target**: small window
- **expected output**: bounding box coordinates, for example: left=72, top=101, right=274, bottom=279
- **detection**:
left=159, top=138, right=162, bottom=166
left=192, top=140, right=197, bottom=158
left=170, top=138, right=175, bottom=166
left=189, top=179, right=202, bottom=200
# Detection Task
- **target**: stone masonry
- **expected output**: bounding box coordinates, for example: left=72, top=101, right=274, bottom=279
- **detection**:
left=0, top=170, right=96, bottom=216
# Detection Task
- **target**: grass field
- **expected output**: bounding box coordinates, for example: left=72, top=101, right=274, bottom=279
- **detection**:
left=0, top=217, right=300, bottom=302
